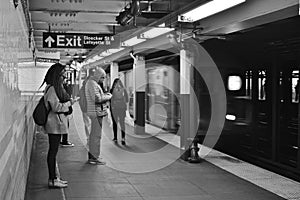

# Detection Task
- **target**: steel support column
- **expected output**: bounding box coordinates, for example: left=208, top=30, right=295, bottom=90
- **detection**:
left=134, top=54, right=146, bottom=135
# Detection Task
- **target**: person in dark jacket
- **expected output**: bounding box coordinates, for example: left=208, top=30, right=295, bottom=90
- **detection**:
left=60, top=79, right=75, bottom=147
left=110, top=78, right=128, bottom=145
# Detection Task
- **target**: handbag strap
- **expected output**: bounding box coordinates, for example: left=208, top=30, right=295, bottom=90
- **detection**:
left=44, top=86, right=52, bottom=111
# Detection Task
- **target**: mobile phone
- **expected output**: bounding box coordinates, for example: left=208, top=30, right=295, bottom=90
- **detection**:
left=74, top=96, right=80, bottom=101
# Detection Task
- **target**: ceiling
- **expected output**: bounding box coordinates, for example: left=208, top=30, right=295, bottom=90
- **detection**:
left=26, top=0, right=300, bottom=66
left=223, top=15, right=300, bottom=61
left=28, top=0, right=195, bottom=65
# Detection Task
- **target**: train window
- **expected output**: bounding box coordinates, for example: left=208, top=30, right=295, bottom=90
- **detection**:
left=227, top=75, right=242, bottom=91
left=245, top=70, right=252, bottom=99
left=279, top=71, right=284, bottom=103
left=291, top=70, right=299, bottom=103
left=258, top=70, right=266, bottom=100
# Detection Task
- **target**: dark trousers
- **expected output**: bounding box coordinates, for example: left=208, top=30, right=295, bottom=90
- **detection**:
left=61, top=134, right=68, bottom=143
left=47, top=134, right=61, bottom=180
left=61, top=120, right=69, bottom=143
left=112, top=112, right=126, bottom=139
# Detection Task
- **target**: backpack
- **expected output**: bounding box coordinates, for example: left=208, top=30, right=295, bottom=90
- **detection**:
left=78, top=83, right=87, bottom=112
left=33, top=88, right=51, bottom=126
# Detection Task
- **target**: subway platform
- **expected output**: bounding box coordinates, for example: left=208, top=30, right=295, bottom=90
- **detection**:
left=25, top=104, right=300, bottom=200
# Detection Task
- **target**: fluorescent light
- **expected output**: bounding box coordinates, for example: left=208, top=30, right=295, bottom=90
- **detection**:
left=107, top=48, right=124, bottom=53
left=99, top=48, right=125, bottom=57
left=100, top=51, right=112, bottom=57
left=140, top=27, right=174, bottom=39
left=18, top=61, right=35, bottom=67
left=121, top=36, right=146, bottom=46
left=86, top=56, right=101, bottom=64
left=178, top=0, right=246, bottom=22
left=93, top=55, right=104, bottom=61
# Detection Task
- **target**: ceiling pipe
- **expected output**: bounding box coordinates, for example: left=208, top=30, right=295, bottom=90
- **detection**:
left=129, top=51, right=137, bottom=62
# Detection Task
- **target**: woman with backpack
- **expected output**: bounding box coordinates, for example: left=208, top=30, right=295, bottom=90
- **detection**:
left=42, top=63, right=77, bottom=188
left=110, top=78, right=129, bottom=145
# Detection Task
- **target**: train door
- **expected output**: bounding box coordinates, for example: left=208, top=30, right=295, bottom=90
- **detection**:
left=278, top=66, right=299, bottom=168
left=252, top=68, right=273, bottom=159
left=146, top=67, right=170, bottom=130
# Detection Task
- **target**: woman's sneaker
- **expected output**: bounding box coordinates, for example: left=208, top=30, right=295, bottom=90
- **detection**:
left=121, top=138, right=126, bottom=145
left=60, top=141, right=74, bottom=147
left=56, top=177, right=68, bottom=184
left=48, top=179, right=68, bottom=188
left=88, top=158, right=106, bottom=165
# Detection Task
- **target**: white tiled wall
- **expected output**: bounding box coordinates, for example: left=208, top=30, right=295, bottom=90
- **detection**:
left=18, top=68, right=48, bottom=92
left=0, top=1, right=36, bottom=200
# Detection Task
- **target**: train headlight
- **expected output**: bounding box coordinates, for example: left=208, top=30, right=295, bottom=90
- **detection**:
left=227, top=75, right=242, bottom=91
left=226, top=114, right=236, bottom=121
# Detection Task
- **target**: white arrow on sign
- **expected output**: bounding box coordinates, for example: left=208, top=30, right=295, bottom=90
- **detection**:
left=45, top=36, right=55, bottom=47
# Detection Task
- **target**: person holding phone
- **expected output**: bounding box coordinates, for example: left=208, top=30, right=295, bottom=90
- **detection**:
left=60, top=78, right=75, bottom=147
left=41, top=63, right=79, bottom=188
left=85, top=67, right=112, bottom=165
left=110, top=78, right=128, bottom=145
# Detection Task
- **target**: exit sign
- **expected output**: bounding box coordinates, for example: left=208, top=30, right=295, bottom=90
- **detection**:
left=42, top=32, right=119, bottom=49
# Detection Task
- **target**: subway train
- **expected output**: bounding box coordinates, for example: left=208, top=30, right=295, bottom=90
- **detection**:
left=199, top=22, right=300, bottom=181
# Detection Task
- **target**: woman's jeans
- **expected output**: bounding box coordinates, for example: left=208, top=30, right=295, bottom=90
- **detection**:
left=112, top=112, right=126, bottom=140
left=61, top=134, right=68, bottom=143
left=47, top=134, right=61, bottom=180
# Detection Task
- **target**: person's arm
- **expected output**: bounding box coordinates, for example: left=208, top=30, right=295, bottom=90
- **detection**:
left=47, top=87, right=72, bottom=113
left=124, top=88, right=129, bottom=103
left=88, top=80, right=111, bottom=104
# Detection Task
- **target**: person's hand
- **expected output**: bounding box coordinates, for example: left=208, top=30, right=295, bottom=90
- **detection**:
left=70, top=98, right=76, bottom=105
left=106, top=93, right=112, bottom=99
left=70, top=96, right=80, bottom=105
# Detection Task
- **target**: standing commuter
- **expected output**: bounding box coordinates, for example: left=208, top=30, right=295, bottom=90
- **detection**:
left=85, top=67, right=112, bottom=165
left=110, top=78, right=128, bottom=145
left=60, top=79, right=75, bottom=147
left=78, top=69, right=95, bottom=145
left=42, top=63, right=78, bottom=188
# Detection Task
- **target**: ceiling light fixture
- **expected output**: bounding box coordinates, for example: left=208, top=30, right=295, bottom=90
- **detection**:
left=139, top=27, right=175, bottom=39
left=121, top=36, right=145, bottom=46
left=178, top=0, right=246, bottom=22
left=107, top=48, right=124, bottom=54
left=116, top=0, right=141, bottom=26
left=73, top=53, right=79, bottom=58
